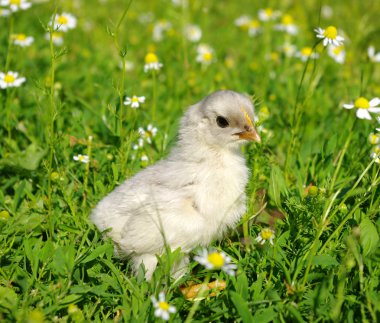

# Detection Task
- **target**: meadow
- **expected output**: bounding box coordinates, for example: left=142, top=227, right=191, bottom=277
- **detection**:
left=0, top=0, right=380, bottom=321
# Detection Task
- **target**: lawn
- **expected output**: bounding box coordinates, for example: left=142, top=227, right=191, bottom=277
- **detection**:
left=0, top=0, right=380, bottom=322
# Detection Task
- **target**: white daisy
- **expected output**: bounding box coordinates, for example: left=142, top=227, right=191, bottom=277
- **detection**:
left=141, top=154, right=149, bottom=163
left=343, top=97, right=380, bottom=120
left=314, top=25, right=344, bottom=47
left=0, top=71, right=26, bottom=89
left=295, top=47, right=319, bottom=62
left=12, top=33, right=34, bottom=47
left=194, top=249, right=237, bottom=276
left=144, top=52, right=163, bottom=73
left=124, top=95, right=145, bottom=108
left=247, top=19, right=262, bottom=37
left=255, top=228, right=275, bottom=245
left=45, top=32, right=64, bottom=46
left=119, top=60, right=134, bottom=71
left=368, top=46, right=380, bottom=63
left=321, top=5, right=333, bottom=19
left=328, top=44, right=345, bottom=64
left=150, top=292, right=176, bottom=321
left=132, top=138, right=144, bottom=150
left=0, top=0, right=31, bottom=12
left=258, top=8, right=281, bottom=21
left=234, top=15, right=251, bottom=30
left=0, top=7, right=11, bottom=16
left=138, top=124, right=157, bottom=144
left=368, top=132, right=380, bottom=145
left=51, top=13, right=77, bottom=32
left=370, top=145, right=380, bottom=164
left=73, top=154, right=90, bottom=163
left=281, top=42, right=297, bottom=57
left=274, top=14, right=298, bottom=35
left=152, top=20, right=172, bottom=42
left=138, top=12, right=153, bottom=24
left=196, top=43, right=215, bottom=66
left=184, top=24, right=202, bottom=42
left=171, top=0, right=188, bottom=7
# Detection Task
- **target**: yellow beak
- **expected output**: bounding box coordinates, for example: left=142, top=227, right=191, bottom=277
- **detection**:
left=237, top=128, right=261, bottom=142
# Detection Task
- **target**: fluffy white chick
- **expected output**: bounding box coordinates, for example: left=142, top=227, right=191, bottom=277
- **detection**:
left=91, top=90, right=261, bottom=279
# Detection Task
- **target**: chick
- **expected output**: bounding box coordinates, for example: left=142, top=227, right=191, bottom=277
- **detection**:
left=91, top=90, right=261, bottom=279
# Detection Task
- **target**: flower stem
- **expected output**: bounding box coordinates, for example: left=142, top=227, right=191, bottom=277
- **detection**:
left=82, top=136, right=93, bottom=207
left=152, top=70, right=157, bottom=120
left=5, top=88, right=13, bottom=140
left=284, top=42, right=320, bottom=179
left=46, top=10, right=58, bottom=239
left=4, top=15, right=14, bottom=140
left=111, top=3, right=131, bottom=137
left=329, top=118, right=357, bottom=192
left=4, top=14, right=14, bottom=71
left=184, top=273, right=211, bottom=323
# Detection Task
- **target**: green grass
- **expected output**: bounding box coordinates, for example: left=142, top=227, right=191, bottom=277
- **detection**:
left=1, top=0, right=380, bottom=322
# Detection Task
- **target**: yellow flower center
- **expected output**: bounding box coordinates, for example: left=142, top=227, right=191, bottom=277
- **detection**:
left=145, top=52, right=158, bottom=64
left=52, top=32, right=62, bottom=39
left=4, top=74, right=15, bottom=84
left=249, top=19, right=260, bottom=29
left=132, top=97, right=139, bottom=103
left=354, top=97, right=370, bottom=109
left=332, top=45, right=344, bottom=55
left=301, top=47, right=312, bottom=57
left=158, top=301, right=170, bottom=311
left=78, top=155, right=86, bottom=161
left=207, top=252, right=225, bottom=268
left=14, top=34, right=27, bottom=41
left=10, top=0, right=21, bottom=5
left=324, top=26, right=338, bottom=39
left=57, top=15, right=68, bottom=25
left=270, top=52, right=279, bottom=62
left=261, top=228, right=273, bottom=240
left=369, top=134, right=379, bottom=145
left=264, top=8, right=273, bottom=16
left=145, top=130, right=153, bottom=138
left=202, top=52, right=213, bottom=61
left=282, top=14, right=293, bottom=25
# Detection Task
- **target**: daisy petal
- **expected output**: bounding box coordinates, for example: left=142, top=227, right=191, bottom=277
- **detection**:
left=343, top=104, right=354, bottom=109
left=368, top=108, right=380, bottom=113
left=356, top=109, right=372, bottom=120
left=369, top=97, right=380, bottom=107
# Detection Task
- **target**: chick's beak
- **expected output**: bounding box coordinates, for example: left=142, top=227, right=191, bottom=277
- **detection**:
left=236, top=127, right=261, bottom=142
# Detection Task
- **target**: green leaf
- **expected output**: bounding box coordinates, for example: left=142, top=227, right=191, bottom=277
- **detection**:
left=312, top=254, right=339, bottom=268
left=23, top=238, right=42, bottom=279
left=236, top=272, right=249, bottom=301
left=60, top=294, right=83, bottom=305
left=112, top=162, right=119, bottom=182
left=325, top=134, right=337, bottom=156
left=0, top=143, right=47, bottom=171
left=252, top=307, right=277, bottom=323
left=230, top=291, right=253, bottom=323
left=251, top=272, right=265, bottom=301
left=0, top=286, right=18, bottom=311
left=359, top=217, right=379, bottom=256
left=286, top=303, right=305, bottom=322
left=268, top=165, right=288, bottom=207
left=80, top=243, right=114, bottom=264
left=51, top=245, right=76, bottom=276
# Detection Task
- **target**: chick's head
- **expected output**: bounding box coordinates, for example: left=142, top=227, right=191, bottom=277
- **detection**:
left=181, top=90, right=261, bottom=149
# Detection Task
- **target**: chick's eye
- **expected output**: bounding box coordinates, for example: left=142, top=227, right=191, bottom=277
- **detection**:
left=216, top=116, right=229, bottom=128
